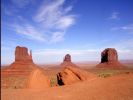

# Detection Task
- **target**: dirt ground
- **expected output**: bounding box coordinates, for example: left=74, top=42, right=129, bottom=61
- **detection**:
left=1, top=70, right=133, bottom=100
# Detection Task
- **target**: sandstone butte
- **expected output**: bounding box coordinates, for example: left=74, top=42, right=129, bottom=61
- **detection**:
left=1, top=46, right=37, bottom=76
left=57, top=54, right=96, bottom=85
left=1, top=46, right=50, bottom=88
left=96, top=48, right=126, bottom=69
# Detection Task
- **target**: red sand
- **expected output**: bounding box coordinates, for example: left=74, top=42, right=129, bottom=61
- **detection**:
left=2, top=73, right=133, bottom=100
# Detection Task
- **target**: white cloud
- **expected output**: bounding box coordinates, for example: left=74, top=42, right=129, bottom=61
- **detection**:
left=12, top=23, right=46, bottom=41
left=120, top=24, right=133, bottom=34
left=3, top=0, right=76, bottom=43
left=111, top=24, right=133, bottom=34
left=55, top=15, right=75, bottom=29
left=112, top=39, right=133, bottom=50
left=109, top=12, right=120, bottom=20
left=33, top=0, right=76, bottom=42
left=50, top=31, right=65, bottom=43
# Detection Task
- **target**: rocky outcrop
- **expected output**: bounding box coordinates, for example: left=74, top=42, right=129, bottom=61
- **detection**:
left=57, top=54, right=96, bottom=85
left=1, top=46, right=37, bottom=76
left=96, top=48, right=125, bottom=69
left=15, top=46, right=33, bottom=63
left=101, top=48, right=118, bottom=63
left=60, top=54, right=77, bottom=67
left=57, top=66, right=96, bottom=85
left=28, top=69, right=50, bottom=89
left=1, top=46, right=50, bottom=89
left=64, top=54, right=71, bottom=62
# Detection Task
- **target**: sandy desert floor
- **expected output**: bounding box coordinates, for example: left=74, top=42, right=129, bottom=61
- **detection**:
left=1, top=71, right=133, bottom=100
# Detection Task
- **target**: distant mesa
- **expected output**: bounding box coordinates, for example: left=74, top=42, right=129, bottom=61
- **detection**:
left=64, top=54, right=71, bottom=62
left=57, top=54, right=96, bottom=85
left=1, top=46, right=50, bottom=89
left=15, top=46, right=33, bottom=63
left=96, top=48, right=126, bottom=69
left=60, top=54, right=77, bottom=67
left=1, top=46, right=37, bottom=76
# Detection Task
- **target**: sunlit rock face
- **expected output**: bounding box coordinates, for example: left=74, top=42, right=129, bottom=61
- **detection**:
left=1, top=46, right=50, bottom=89
left=1, top=46, right=37, bottom=77
left=57, top=54, right=96, bottom=86
left=101, top=48, right=118, bottom=63
left=96, top=48, right=126, bottom=69
left=57, top=66, right=96, bottom=85
left=15, top=46, right=33, bottom=63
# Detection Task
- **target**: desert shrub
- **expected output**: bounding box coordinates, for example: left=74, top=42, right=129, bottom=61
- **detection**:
left=98, top=73, right=111, bottom=78
left=50, top=76, right=57, bottom=87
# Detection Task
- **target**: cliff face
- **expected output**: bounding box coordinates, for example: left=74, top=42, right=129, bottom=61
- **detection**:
left=1, top=46, right=37, bottom=76
left=96, top=48, right=126, bottom=69
left=101, top=48, right=118, bottom=63
left=63, top=54, right=71, bottom=62
left=57, top=54, right=96, bottom=86
left=15, top=46, right=33, bottom=63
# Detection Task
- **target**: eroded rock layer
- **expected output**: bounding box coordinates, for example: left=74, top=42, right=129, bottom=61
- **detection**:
left=57, top=66, right=96, bottom=85
left=57, top=54, right=96, bottom=85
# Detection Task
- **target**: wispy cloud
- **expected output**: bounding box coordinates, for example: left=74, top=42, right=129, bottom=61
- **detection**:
left=33, top=0, right=76, bottom=42
left=111, top=24, right=133, bottom=34
left=50, top=31, right=65, bottom=43
left=11, top=23, right=46, bottom=41
left=34, top=0, right=75, bottom=29
left=112, top=39, right=133, bottom=50
left=109, top=12, right=120, bottom=20
left=3, top=0, right=76, bottom=43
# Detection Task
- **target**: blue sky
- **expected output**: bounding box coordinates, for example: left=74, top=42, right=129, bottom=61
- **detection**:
left=1, top=0, right=133, bottom=65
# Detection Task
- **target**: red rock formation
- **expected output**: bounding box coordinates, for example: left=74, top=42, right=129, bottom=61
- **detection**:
left=57, top=54, right=96, bottom=85
left=96, top=48, right=125, bottom=69
left=101, top=48, right=118, bottom=63
left=64, top=54, right=71, bottom=62
left=15, top=46, right=33, bottom=63
left=60, top=54, right=77, bottom=67
left=57, top=66, right=96, bottom=85
left=1, top=46, right=37, bottom=77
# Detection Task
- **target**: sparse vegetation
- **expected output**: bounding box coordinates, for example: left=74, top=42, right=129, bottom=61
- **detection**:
left=1, top=76, right=28, bottom=89
left=50, top=76, right=57, bottom=87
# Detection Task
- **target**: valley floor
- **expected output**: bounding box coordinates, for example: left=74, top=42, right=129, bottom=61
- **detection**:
left=2, top=72, right=133, bottom=100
